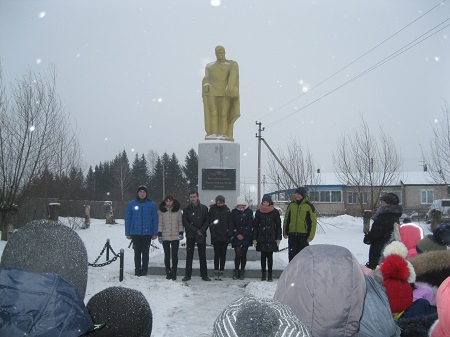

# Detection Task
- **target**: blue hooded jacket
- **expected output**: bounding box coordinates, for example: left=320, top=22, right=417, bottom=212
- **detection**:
left=125, top=196, right=158, bottom=236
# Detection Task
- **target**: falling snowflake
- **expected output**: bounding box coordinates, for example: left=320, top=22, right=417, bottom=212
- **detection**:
left=38, top=11, right=46, bottom=19
left=36, top=58, right=42, bottom=64
left=211, top=0, right=221, bottom=6
left=29, top=125, right=35, bottom=132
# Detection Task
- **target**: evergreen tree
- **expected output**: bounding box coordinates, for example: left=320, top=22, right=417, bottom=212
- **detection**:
left=183, top=148, right=198, bottom=191
left=85, top=166, right=95, bottom=199
left=166, top=153, right=188, bottom=204
left=110, top=150, right=132, bottom=202
left=148, top=156, right=164, bottom=201
left=131, top=153, right=150, bottom=192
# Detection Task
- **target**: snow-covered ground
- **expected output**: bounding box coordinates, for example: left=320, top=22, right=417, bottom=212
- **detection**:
left=0, top=215, right=430, bottom=336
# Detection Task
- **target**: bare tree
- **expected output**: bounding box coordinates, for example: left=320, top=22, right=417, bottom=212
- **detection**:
left=265, top=137, right=320, bottom=196
left=427, top=101, right=450, bottom=184
left=333, top=117, right=402, bottom=215
left=0, top=63, right=81, bottom=239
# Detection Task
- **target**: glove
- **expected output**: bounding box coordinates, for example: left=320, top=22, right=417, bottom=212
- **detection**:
left=363, top=235, right=370, bottom=245
left=178, top=232, right=184, bottom=241
left=253, top=240, right=257, bottom=247
left=158, top=236, right=163, bottom=244
left=276, top=240, right=280, bottom=246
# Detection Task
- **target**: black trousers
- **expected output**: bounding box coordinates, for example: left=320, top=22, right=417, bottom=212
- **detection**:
left=213, top=241, right=228, bottom=271
left=185, top=238, right=207, bottom=278
left=234, top=246, right=249, bottom=270
left=162, top=240, right=179, bottom=270
left=288, top=233, right=309, bottom=262
left=260, top=251, right=273, bottom=273
left=132, top=235, right=152, bottom=272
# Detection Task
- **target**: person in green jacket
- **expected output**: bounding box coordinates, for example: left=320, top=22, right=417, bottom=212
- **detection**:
left=283, top=187, right=317, bottom=262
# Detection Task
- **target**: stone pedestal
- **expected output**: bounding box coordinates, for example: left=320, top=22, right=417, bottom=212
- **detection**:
left=198, top=141, right=240, bottom=207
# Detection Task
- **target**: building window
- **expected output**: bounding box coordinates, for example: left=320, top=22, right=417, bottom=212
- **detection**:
left=347, top=192, right=368, bottom=204
left=310, top=190, right=342, bottom=203
left=420, top=190, right=434, bottom=204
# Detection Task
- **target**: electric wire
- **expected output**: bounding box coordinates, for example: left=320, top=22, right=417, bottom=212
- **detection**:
left=264, top=17, right=450, bottom=129
left=257, top=0, right=448, bottom=123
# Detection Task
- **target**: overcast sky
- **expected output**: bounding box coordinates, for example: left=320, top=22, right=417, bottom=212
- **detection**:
left=1, top=0, right=449, bottom=194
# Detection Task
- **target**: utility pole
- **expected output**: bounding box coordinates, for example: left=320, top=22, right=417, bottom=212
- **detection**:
left=256, top=121, right=264, bottom=204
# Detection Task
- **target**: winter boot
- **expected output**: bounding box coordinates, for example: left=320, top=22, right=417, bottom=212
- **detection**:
left=141, top=269, right=148, bottom=276
left=232, top=269, right=239, bottom=280
left=261, top=271, right=266, bottom=281
left=239, top=270, right=245, bottom=280
left=267, top=272, right=273, bottom=282
left=166, top=269, right=172, bottom=280
left=135, top=269, right=141, bottom=277
left=218, top=271, right=223, bottom=281
left=214, top=270, right=220, bottom=280
left=171, top=267, right=177, bottom=281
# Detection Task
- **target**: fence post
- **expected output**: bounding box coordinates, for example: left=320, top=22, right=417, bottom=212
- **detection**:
left=106, top=239, right=110, bottom=261
left=119, top=249, right=124, bottom=282
left=363, top=210, right=372, bottom=234
left=48, top=203, right=60, bottom=221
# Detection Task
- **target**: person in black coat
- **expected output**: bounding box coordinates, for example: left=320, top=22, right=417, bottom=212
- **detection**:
left=363, top=192, right=402, bottom=270
left=230, top=195, right=254, bottom=280
left=253, top=194, right=282, bottom=282
left=208, top=195, right=232, bottom=280
left=182, top=190, right=211, bottom=281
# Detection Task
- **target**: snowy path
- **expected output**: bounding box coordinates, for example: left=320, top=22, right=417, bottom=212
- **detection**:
left=156, top=278, right=250, bottom=336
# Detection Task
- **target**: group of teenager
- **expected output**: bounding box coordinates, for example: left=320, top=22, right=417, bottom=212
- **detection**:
left=124, top=185, right=318, bottom=282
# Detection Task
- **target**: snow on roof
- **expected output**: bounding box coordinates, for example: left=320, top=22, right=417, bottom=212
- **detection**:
left=312, top=171, right=440, bottom=187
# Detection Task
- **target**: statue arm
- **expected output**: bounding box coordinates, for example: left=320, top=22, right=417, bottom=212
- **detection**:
left=226, top=61, right=239, bottom=97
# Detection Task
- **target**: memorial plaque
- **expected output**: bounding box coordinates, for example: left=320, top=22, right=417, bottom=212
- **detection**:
left=202, top=169, right=236, bottom=190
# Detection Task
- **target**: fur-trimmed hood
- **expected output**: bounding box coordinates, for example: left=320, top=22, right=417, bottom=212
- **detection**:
left=159, top=199, right=181, bottom=213
left=408, top=250, right=450, bottom=287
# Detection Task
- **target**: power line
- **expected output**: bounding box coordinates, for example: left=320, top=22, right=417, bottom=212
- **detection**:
left=264, top=17, right=450, bottom=129
left=257, top=0, right=448, bottom=122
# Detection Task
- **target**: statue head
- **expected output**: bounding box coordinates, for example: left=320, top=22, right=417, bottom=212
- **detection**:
left=215, top=45, right=226, bottom=61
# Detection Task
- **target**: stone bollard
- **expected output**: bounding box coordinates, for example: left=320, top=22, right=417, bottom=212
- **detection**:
left=103, top=201, right=115, bottom=225
left=363, top=210, right=373, bottom=235
left=48, top=203, right=60, bottom=221
left=84, top=205, right=91, bottom=229
left=430, top=209, right=441, bottom=231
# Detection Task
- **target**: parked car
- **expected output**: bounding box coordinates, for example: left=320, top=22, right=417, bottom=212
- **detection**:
left=426, top=199, right=450, bottom=222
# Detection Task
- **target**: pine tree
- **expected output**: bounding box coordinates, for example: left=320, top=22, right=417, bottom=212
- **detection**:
left=183, top=148, right=198, bottom=191
left=166, top=153, right=188, bottom=204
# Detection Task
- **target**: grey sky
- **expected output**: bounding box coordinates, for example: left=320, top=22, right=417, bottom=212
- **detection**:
left=1, top=0, right=449, bottom=194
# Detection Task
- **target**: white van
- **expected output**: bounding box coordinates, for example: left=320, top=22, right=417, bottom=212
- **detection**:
left=426, top=199, right=450, bottom=220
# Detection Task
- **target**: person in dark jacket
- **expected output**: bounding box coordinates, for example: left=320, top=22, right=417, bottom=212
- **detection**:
left=157, top=195, right=184, bottom=280
left=182, top=190, right=211, bottom=281
left=125, top=185, right=159, bottom=276
left=209, top=195, right=232, bottom=281
left=253, top=194, right=282, bottom=282
left=363, top=192, right=402, bottom=270
left=230, top=195, right=254, bottom=280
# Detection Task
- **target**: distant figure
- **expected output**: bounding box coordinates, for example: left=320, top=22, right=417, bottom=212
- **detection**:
left=253, top=194, right=282, bottom=282
left=283, top=187, right=317, bottom=262
left=182, top=190, right=211, bottom=282
left=125, top=185, right=159, bottom=277
left=230, top=195, right=254, bottom=280
left=363, top=192, right=402, bottom=270
left=208, top=195, right=232, bottom=281
left=157, top=195, right=183, bottom=280
left=202, top=45, right=240, bottom=141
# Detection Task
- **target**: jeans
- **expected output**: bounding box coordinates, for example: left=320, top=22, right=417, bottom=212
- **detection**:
left=185, top=237, right=207, bottom=277
left=131, top=235, right=152, bottom=272
left=288, top=233, right=309, bottom=262
left=162, top=240, right=179, bottom=270
left=213, top=241, right=228, bottom=271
